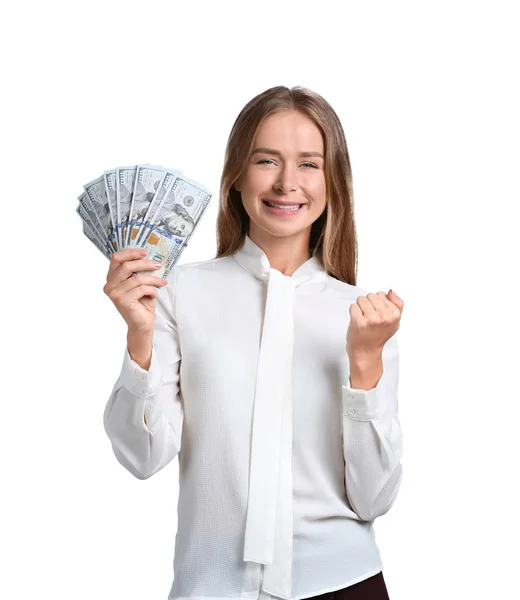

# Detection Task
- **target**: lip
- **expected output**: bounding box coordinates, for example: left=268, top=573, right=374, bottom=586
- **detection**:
left=262, top=199, right=306, bottom=206
left=262, top=199, right=305, bottom=216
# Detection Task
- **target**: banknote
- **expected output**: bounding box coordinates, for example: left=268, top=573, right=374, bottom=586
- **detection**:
left=78, top=191, right=116, bottom=254
left=103, top=169, right=120, bottom=250
left=133, top=168, right=183, bottom=247
left=77, top=164, right=213, bottom=276
left=82, top=220, right=111, bottom=259
left=135, top=176, right=213, bottom=278
left=115, top=163, right=159, bottom=247
left=84, top=175, right=118, bottom=252
left=125, top=165, right=167, bottom=248
left=76, top=200, right=111, bottom=255
left=116, top=165, right=137, bottom=252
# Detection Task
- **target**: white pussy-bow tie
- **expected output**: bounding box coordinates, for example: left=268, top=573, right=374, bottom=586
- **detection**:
left=232, top=235, right=328, bottom=599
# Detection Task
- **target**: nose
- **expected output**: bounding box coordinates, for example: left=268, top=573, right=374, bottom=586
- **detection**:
left=273, top=163, right=300, bottom=194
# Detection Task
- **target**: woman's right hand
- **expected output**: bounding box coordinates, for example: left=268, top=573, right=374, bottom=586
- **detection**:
left=103, top=248, right=168, bottom=334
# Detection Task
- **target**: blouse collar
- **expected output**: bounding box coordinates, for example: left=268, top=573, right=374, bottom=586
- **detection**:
left=232, top=234, right=328, bottom=287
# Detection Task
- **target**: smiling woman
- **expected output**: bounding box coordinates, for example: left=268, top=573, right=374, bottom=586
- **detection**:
left=216, top=86, right=358, bottom=283
left=103, top=85, right=399, bottom=600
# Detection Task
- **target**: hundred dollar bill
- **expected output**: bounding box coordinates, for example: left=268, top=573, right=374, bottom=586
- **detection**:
left=82, top=220, right=111, bottom=259
left=84, top=175, right=118, bottom=252
left=76, top=194, right=103, bottom=243
left=125, top=165, right=167, bottom=247
left=133, top=167, right=183, bottom=247
left=116, top=165, right=137, bottom=250
left=103, top=169, right=120, bottom=250
left=78, top=191, right=116, bottom=254
left=135, top=176, right=213, bottom=278
left=76, top=200, right=112, bottom=256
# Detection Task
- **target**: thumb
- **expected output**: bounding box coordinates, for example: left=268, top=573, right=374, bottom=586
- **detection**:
left=388, top=289, right=404, bottom=308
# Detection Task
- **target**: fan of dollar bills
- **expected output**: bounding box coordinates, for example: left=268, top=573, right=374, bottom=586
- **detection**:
left=76, top=164, right=213, bottom=279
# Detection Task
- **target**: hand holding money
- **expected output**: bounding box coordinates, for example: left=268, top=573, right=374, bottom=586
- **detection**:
left=103, top=248, right=168, bottom=334
left=78, top=163, right=213, bottom=370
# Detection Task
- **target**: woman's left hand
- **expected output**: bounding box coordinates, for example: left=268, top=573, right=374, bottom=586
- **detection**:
left=346, top=289, right=404, bottom=360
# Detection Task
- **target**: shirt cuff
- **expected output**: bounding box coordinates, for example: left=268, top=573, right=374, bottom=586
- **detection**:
left=119, top=342, right=163, bottom=396
left=342, top=370, right=389, bottom=421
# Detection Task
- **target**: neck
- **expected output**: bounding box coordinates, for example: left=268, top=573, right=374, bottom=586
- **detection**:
left=248, top=227, right=312, bottom=276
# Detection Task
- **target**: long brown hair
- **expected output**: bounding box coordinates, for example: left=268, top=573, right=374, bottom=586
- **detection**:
left=215, top=85, right=358, bottom=285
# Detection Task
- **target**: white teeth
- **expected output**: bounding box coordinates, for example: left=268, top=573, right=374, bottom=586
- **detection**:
left=266, top=202, right=301, bottom=211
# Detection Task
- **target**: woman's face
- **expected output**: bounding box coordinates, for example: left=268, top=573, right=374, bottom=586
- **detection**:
left=235, top=110, right=327, bottom=243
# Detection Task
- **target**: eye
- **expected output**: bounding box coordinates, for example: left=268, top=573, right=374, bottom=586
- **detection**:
left=256, top=159, right=318, bottom=168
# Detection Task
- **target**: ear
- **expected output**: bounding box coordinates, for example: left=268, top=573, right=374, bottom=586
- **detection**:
left=233, top=176, right=241, bottom=192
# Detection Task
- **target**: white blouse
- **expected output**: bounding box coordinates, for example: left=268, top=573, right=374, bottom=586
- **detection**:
left=103, top=234, right=404, bottom=600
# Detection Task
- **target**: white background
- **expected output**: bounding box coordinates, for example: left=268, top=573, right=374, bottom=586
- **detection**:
left=2, top=1, right=519, bottom=598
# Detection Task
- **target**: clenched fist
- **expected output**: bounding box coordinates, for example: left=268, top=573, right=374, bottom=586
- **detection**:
left=346, top=289, right=404, bottom=360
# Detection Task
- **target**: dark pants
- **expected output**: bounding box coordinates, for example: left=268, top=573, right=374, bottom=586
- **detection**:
left=309, top=571, right=390, bottom=600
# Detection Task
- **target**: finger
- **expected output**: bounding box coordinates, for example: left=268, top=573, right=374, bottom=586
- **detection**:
left=108, top=258, right=162, bottom=289
left=368, top=292, right=401, bottom=321
left=375, top=291, right=402, bottom=318
left=356, top=295, right=377, bottom=316
left=366, top=292, right=389, bottom=313
left=388, top=289, right=405, bottom=313
left=107, top=248, right=148, bottom=278
left=140, top=295, right=156, bottom=310
left=349, top=301, right=363, bottom=322
left=376, top=291, right=394, bottom=308
left=115, top=273, right=167, bottom=296
left=126, top=284, right=159, bottom=303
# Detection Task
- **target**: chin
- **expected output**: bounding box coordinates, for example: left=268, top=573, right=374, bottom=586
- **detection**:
left=254, top=219, right=308, bottom=238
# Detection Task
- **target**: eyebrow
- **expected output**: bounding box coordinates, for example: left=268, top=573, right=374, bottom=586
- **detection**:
left=251, top=147, right=324, bottom=159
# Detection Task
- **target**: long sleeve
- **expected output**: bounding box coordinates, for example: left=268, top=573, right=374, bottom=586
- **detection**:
left=103, top=266, right=184, bottom=480
left=341, top=331, right=403, bottom=522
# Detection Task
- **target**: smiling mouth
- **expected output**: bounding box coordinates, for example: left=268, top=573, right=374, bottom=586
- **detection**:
left=262, top=200, right=305, bottom=209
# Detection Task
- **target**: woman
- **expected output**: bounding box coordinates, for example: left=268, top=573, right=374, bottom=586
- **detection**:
left=103, top=85, right=404, bottom=600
